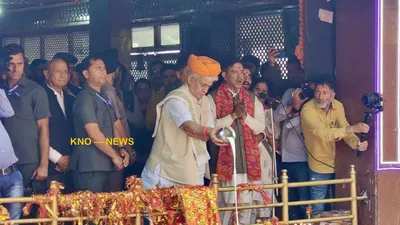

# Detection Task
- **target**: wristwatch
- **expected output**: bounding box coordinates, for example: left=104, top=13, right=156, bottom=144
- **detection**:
left=231, top=113, right=238, bottom=120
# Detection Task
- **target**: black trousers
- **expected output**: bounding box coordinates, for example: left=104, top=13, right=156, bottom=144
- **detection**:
left=72, top=171, right=110, bottom=193
left=18, top=163, right=47, bottom=195
left=46, top=172, right=73, bottom=193
left=18, top=164, right=47, bottom=224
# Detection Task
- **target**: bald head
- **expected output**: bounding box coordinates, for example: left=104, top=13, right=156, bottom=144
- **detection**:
left=44, top=59, right=69, bottom=91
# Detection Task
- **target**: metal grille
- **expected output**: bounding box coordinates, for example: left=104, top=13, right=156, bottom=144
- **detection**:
left=130, top=57, right=179, bottom=80
left=71, top=31, right=90, bottom=62
left=131, top=0, right=297, bottom=20
left=0, top=0, right=73, bottom=11
left=2, top=30, right=89, bottom=63
left=163, top=59, right=178, bottom=64
left=211, top=36, right=232, bottom=57
left=0, top=2, right=89, bottom=35
left=2, top=37, right=21, bottom=47
left=130, top=61, right=148, bottom=80
left=43, top=34, right=69, bottom=60
left=23, top=36, right=41, bottom=63
left=210, top=17, right=234, bottom=61
left=236, top=12, right=288, bottom=77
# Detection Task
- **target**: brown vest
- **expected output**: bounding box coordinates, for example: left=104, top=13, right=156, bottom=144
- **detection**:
left=145, top=85, right=211, bottom=185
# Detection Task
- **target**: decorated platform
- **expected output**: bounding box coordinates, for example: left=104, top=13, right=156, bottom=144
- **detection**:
left=0, top=166, right=364, bottom=225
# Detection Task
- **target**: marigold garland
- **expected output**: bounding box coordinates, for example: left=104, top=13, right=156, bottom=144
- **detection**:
left=295, top=0, right=305, bottom=69
left=0, top=205, right=10, bottom=222
left=3, top=177, right=221, bottom=225
left=263, top=216, right=286, bottom=225
left=1, top=178, right=288, bottom=225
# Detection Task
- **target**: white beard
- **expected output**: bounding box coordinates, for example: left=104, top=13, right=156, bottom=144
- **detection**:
left=317, top=102, right=328, bottom=109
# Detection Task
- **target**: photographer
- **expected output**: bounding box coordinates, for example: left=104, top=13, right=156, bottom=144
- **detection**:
left=300, top=76, right=369, bottom=216
left=272, top=78, right=316, bottom=220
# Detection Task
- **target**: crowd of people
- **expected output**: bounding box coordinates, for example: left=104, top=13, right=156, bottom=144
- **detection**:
left=0, top=43, right=370, bottom=224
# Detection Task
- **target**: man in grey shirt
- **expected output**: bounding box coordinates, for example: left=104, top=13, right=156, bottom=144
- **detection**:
left=273, top=85, right=313, bottom=220
left=101, top=49, right=131, bottom=140
left=70, top=54, right=129, bottom=193
left=0, top=86, right=24, bottom=220
left=2, top=44, right=51, bottom=195
left=101, top=49, right=135, bottom=191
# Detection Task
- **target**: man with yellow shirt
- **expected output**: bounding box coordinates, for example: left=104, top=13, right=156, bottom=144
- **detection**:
left=300, top=76, right=369, bottom=216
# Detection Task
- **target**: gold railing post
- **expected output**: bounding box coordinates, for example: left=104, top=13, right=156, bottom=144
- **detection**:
left=51, top=195, right=58, bottom=225
left=281, top=169, right=289, bottom=224
left=212, top=174, right=219, bottom=197
left=350, top=165, right=358, bottom=225
left=135, top=209, right=141, bottom=225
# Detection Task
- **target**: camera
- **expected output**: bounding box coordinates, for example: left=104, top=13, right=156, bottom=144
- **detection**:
left=299, top=83, right=314, bottom=100
left=362, top=92, right=384, bottom=111
left=356, top=92, right=384, bottom=157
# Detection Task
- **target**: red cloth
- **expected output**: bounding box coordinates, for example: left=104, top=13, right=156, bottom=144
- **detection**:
left=177, top=186, right=221, bottom=225
left=215, top=83, right=261, bottom=181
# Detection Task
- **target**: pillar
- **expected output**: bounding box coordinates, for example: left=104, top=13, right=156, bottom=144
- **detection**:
left=335, top=0, right=377, bottom=224
left=88, top=0, right=132, bottom=192
left=304, top=0, right=335, bottom=77
left=89, top=0, right=132, bottom=65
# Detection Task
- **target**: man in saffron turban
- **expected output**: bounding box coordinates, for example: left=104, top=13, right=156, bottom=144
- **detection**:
left=142, top=54, right=226, bottom=188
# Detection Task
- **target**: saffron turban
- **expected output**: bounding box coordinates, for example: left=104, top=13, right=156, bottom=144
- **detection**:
left=188, top=54, right=221, bottom=77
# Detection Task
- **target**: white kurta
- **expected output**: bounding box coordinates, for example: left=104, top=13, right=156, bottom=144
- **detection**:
left=207, top=90, right=266, bottom=225
left=251, top=109, right=281, bottom=220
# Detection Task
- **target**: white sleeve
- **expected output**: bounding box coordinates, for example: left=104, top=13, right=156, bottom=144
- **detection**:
left=208, top=103, right=215, bottom=128
left=244, top=98, right=266, bottom=135
left=49, top=147, right=63, bottom=164
left=164, top=98, right=193, bottom=127
left=128, top=94, right=145, bottom=128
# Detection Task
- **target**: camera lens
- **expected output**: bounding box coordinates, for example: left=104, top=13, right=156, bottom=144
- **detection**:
left=362, top=93, right=383, bottom=109
left=299, top=87, right=314, bottom=100
left=362, top=93, right=379, bottom=106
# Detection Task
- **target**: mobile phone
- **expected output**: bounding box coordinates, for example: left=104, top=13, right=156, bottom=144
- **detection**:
left=278, top=49, right=286, bottom=58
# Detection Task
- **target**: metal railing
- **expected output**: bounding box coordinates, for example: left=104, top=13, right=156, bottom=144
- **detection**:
left=0, top=165, right=366, bottom=225
left=214, top=165, right=366, bottom=225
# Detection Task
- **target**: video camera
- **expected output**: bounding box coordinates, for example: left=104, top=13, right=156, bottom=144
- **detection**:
left=362, top=92, right=384, bottom=112
left=357, top=92, right=384, bottom=157
left=299, top=83, right=314, bottom=100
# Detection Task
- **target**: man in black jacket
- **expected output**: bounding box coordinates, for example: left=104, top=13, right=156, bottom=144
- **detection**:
left=43, top=58, right=75, bottom=192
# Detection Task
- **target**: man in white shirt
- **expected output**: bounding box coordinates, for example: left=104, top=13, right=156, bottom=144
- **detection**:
left=207, top=60, right=266, bottom=225
left=43, top=59, right=75, bottom=192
